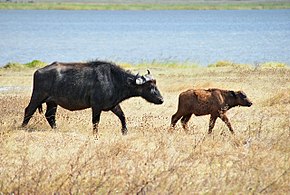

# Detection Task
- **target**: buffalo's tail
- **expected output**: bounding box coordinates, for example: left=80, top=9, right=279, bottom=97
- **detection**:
left=38, top=104, right=43, bottom=114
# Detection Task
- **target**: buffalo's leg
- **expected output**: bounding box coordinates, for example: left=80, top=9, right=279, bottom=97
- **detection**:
left=45, top=101, right=58, bottom=129
left=22, top=93, right=46, bottom=127
left=181, top=114, right=192, bottom=131
left=171, top=111, right=183, bottom=128
left=208, top=115, right=218, bottom=134
left=92, top=108, right=101, bottom=139
left=111, top=104, right=127, bottom=135
left=219, top=113, right=234, bottom=134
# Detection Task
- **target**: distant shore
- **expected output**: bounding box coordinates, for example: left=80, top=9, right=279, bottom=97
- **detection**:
left=1, top=2, right=290, bottom=10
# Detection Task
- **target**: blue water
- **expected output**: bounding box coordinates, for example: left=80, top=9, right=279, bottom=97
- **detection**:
left=0, top=10, right=290, bottom=66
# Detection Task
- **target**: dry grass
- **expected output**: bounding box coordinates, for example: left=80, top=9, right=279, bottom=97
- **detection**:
left=0, top=67, right=289, bottom=194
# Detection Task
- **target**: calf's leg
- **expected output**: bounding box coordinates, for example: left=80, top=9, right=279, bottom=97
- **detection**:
left=171, top=111, right=183, bottom=128
left=111, top=104, right=127, bottom=135
left=208, top=115, right=218, bottom=134
left=181, top=114, right=192, bottom=130
left=219, top=113, right=234, bottom=134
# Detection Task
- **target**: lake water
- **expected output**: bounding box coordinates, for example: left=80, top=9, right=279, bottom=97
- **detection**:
left=0, top=10, right=290, bottom=66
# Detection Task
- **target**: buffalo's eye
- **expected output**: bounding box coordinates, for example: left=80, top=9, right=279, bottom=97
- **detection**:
left=150, top=86, right=157, bottom=94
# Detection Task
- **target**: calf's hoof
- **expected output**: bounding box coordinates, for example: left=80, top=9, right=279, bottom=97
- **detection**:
left=94, top=134, right=100, bottom=140
left=93, top=131, right=100, bottom=140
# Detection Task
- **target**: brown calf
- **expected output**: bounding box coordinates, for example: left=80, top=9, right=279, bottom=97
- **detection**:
left=171, top=88, right=252, bottom=134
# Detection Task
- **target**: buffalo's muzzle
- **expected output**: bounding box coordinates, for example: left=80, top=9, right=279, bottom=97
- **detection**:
left=156, top=97, right=164, bottom=104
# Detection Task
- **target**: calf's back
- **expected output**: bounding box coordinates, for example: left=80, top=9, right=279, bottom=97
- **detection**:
left=178, top=89, right=229, bottom=116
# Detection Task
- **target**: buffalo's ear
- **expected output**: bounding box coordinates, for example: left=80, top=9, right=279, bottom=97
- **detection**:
left=230, top=91, right=237, bottom=97
left=127, top=77, right=134, bottom=85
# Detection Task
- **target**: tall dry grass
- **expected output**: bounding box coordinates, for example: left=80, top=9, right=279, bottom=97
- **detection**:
left=0, top=67, right=289, bottom=194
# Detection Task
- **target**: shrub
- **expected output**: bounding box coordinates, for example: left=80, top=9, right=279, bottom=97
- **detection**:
left=24, top=60, right=46, bottom=68
left=208, top=60, right=251, bottom=68
left=259, top=62, right=288, bottom=68
left=2, top=62, right=24, bottom=70
left=208, top=60, right=234, bottom=67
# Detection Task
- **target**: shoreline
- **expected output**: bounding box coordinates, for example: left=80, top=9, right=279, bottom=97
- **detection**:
left=1, top=2, right=290, bottom=10
left=1, top=60, right=288, bottom=70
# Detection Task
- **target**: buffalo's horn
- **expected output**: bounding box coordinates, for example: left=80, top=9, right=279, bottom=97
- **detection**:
left=136, top=77, right=144, bottom=85
left=147, top=69, right=151, bottom=75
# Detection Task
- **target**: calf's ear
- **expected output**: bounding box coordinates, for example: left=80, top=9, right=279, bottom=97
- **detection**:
left=230, top=91, right=237, bottom=97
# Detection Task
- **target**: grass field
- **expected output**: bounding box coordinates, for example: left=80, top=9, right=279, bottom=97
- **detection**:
left=0, top=65, right=289, bottom=193
left=1, top=1, right=290, bottom=10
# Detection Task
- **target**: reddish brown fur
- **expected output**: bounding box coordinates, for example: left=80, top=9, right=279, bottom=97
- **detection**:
left=171, top=88, right=252, bottom=134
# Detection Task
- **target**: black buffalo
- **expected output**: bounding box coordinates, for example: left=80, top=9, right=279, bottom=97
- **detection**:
left=22, top=61, right=164, bottom=138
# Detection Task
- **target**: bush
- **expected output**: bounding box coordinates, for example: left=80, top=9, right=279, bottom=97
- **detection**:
left=259, top=62, right=288, bottom=68
left=208, top=60, right=251, bottom=68
left=24, top=60, right=46, bottom=68
left=2, top=62, right=24, bottom=70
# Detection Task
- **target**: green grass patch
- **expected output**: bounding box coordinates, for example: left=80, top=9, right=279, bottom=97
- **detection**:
left=1, top=2, right=290, bottom=10
left=2, top=60, right=46, bottom=70
left=24, top=60, right=46, bottom=68
left=208, top=60, right=289, bottom=69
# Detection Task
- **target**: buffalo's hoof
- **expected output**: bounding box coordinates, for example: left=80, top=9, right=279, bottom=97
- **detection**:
left=51, top=124, right=57, bottom=129
left=122, top=128, right=128, bottom=135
